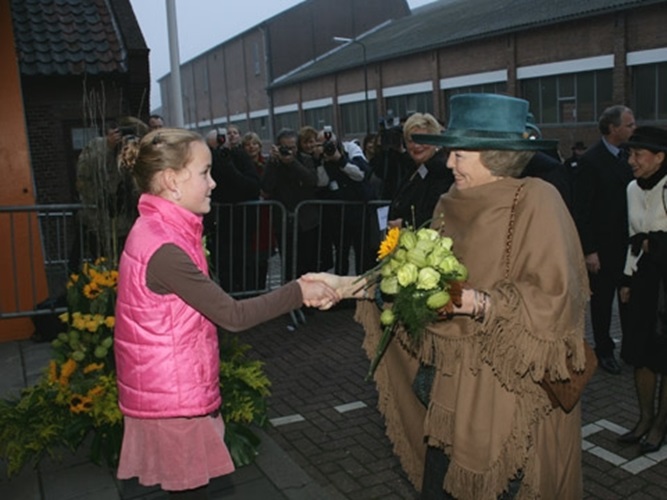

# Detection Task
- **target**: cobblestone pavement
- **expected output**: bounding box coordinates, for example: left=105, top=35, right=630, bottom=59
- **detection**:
left=243, top=303, right=667, bottom=500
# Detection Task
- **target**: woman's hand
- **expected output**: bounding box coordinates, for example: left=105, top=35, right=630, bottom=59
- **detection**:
left=619, top=286, right=631, bottom=304
left=440, top=286, right=489, bottom=322
left=300, top=273, right=368, bottom=300
left=296, top=277, right=340, bottom=310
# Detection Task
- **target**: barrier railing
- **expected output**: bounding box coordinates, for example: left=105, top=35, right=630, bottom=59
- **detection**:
left=0, top=199, right=390, bottom=323
left=0, top=204, right=85, bottom=319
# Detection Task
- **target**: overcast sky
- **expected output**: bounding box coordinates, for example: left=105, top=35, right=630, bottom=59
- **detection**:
left=128, top=0, right=438, bottom=111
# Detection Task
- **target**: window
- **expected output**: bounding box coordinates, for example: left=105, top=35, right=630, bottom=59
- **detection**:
left=520, top=69, right=612, bottom=124
left=385, top=92, right=433, bottom=120
left=71, top=127, right=99, bottom=150
left=444, top=82, right=507, bottom=118
left=340, top=100, right=377, bottom=136
left=249, top=116, right=270, bottom=140
left=253, top=42, right=261, bottom=76
left=633, top=62, right=667, bottom=121
left=303, top=106, right=333, bottom=130
left=274, top=112, right=299, bottom=135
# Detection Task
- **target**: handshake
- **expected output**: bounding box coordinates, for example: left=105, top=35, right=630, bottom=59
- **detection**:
left=296, top=273, right=368, bottom=310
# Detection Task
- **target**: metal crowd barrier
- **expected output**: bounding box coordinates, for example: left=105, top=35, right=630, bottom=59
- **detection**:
left=0, top=204, right=85, bottom=319
left=0, top=199, right=390, bottom=323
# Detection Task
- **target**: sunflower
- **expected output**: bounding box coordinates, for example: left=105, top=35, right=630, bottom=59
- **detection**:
left=378, top=227, right=400, bottom=260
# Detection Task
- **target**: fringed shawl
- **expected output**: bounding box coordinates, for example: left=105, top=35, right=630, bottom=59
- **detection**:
left=356, top=177, right=589, bottom=499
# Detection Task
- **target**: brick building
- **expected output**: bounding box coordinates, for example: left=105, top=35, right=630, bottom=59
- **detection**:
left=163, top=0, right=666, bottom=158
left=158, top=0, right=411, bottom=140
left=10, top=0, right=150, bottom=203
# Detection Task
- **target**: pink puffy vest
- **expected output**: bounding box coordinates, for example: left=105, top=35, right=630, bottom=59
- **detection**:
left=114, top=194, right=220, bottom=418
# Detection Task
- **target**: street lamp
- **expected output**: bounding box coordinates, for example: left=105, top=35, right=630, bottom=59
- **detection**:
left=333, top=36, right=370, bottom=135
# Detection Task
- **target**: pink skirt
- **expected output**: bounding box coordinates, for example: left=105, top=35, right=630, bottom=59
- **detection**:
left=117, top=414, right=235, bottom=491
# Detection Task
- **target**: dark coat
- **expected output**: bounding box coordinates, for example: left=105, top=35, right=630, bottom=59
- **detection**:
left=521, top=151, right=572, bottom=211
left=388, top=148, right=454, bottom=228
left=572, top=139, right=633, bottom=268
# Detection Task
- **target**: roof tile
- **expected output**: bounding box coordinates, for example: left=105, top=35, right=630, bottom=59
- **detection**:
left=10, top=0, right=128, bottom=76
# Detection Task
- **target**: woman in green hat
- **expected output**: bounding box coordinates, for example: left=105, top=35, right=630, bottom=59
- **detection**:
left=319, top=93, right=590, bottom=499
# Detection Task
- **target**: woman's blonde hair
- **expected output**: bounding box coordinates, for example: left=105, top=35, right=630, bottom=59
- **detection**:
left=242, top=131, right=262, bottom=148
left=479, top=150, right=535, bottom=178
left=119, top=128, right=204, bottom=194
left=403, top=112, right=441, bottom=141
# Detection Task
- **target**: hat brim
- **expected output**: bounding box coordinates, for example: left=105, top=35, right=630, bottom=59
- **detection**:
left=412, top=133, right=557, bottom=151
left=620, top=141, right=667, bottom=153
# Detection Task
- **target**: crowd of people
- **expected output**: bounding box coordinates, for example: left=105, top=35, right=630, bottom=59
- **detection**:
left=72, top=97, right=667, bottom=498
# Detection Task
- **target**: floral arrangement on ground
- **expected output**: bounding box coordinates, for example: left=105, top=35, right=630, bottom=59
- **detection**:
left=364, top=224, right=467, bottom=378
left=0, top=258, right=271, bottom=477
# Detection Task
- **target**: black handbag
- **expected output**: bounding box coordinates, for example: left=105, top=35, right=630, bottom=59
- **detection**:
left=412, top=363, right=436, bottom=407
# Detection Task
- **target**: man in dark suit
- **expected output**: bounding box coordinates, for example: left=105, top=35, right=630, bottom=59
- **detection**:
left=573, top=105, right=636, bottom=374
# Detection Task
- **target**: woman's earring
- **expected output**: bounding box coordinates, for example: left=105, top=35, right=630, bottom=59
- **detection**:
left=173, top=188, right=182, bottom=200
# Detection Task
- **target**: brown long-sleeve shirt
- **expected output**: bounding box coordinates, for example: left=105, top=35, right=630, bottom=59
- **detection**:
left=147, top=244, right=302, bottom=332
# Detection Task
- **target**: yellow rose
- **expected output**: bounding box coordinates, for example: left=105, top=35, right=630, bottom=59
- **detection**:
left=416, top=267, right=441, bottom=290
left=396, top=263, right=419, bottom=287
left=380, top=309, right=396, bottom=326
left=426, top=290, right=450, bottom=309
left=380, top=276, right=399, bottom=295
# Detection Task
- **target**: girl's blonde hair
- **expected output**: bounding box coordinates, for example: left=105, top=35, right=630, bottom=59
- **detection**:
left=120, top=128, right=204, bottom=194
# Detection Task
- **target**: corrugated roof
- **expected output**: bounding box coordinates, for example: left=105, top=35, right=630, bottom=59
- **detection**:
left=272, top=0, right=663, bottom=88
left=11, top=0, right=128, bottom=76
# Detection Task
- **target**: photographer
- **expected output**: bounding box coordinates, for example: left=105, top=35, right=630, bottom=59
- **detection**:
left=317, top=127, right=372, bottom=274
left=74, top=116, right=148, bottom=266
left=262, top=128, right=320, bottom=280
left=204, top=128, right=261, bottom=292
left=370, top=119, right=413, bottom=200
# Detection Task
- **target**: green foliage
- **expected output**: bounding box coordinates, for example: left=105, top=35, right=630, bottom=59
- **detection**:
left=219, top=335, right=272, bottom=466
left=0, top=263, right=272, bottom=477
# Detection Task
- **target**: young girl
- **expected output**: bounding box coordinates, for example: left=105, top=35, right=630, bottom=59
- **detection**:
left=114, top=128, right=338, bottom=498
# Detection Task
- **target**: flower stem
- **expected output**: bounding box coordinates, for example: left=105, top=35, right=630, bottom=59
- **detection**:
left=365, top=325, right=395, bottom=381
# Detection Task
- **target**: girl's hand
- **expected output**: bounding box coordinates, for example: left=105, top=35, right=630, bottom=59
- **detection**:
left=300, top=273, right=368, bottom=300
left=297, top=277, right=339, bottom=310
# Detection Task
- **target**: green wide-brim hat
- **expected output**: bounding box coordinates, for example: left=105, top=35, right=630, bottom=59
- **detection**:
left=412, top=93, right=558, bottom=151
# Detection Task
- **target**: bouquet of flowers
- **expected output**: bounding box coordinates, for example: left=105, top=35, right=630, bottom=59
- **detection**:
left=364, top=225, right=467, bottom=379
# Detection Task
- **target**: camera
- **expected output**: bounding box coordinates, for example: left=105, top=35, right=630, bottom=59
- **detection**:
left=216, top=128, right=227, bottom=147
left=322, top=140, right=337, bottom=156
left=118, top=126, right=138, bottom=137
left=379, top=111, right=400, bottom=130
left=278, top=145, right=292, bottom=156
left=321, top=125, right=337, bottom=156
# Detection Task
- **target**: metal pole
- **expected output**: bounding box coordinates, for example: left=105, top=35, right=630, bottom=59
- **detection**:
left=360, top=42, right=369, bottom=135
left=166, top=0, right=184, bottom=127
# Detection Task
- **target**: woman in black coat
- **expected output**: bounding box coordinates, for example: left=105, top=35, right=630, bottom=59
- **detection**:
left=388, top=112, right=454, bottom=229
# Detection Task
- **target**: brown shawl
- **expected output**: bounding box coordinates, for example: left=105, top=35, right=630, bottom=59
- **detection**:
left=356, top=177, right=589, bottom=499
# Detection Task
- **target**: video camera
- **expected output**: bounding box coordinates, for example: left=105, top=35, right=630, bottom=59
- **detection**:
left=322, top=125, right=337, bottom=156
left=118, top=125, right=138, bottom=137
left=215, top=128, right=231, bottom=157
left=378, top=113, right=403, bottom=150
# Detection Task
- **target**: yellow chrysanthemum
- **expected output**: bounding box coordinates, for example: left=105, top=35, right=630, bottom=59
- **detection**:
left=87, top=386, right=104, bottom=398
left=59, top=358, right=78, bottom=386
left=104, top=316, right=115, bottom=328
left=72, top=317, right=86, bottom=330
left=48, top=360, right=58, bottom=384
left=83, top=362, right=105, bottom=374
left=58, top=312, right=69, bottom=323
left=378, top=227, right=400, bottom=260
